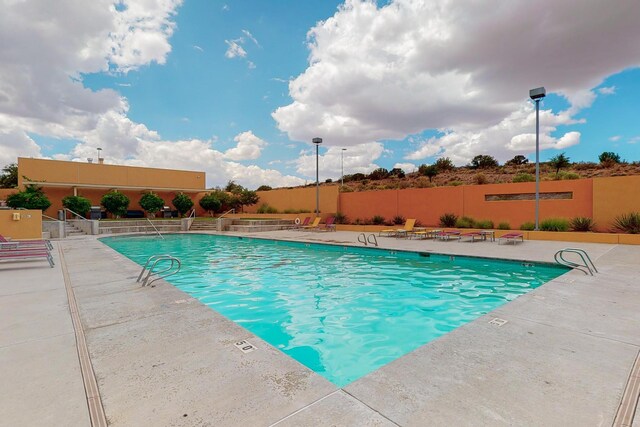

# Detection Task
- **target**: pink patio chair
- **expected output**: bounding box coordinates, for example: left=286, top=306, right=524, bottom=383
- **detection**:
left=498, top=233, right=524, bottom=245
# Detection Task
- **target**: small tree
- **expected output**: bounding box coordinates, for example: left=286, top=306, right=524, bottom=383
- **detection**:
left=548, top=153, right=571, bottom=177
left=139, top=192, right=165, bottom=218
left=389, top=168, right=406, bottom=178
left=0, top=163, right=18, bottom=188
left=172, top=193, right=194, bottom=217
left=237, top=189, right=259, bottom=213
left=598, top=151, right=621, bottom=167
left=506, top=155, right=529, bottom=166
left=419, top=164, right=438, bottom=182
left=101, top=191, right=130, bottom=218
left=199, top=193, right=222, bottom=216
left=368, top=167, right=390, bottom=180
left=224, top=180, right=244, bottom=194
left=434, top=157, right=455, bottom=171
left=256, top=185, right=272, bottom=191
left=469, top=155, right=499, bottom=169
left=62, top=195, right=91, bottom=217
left=6, top=183, right=51, bottom=211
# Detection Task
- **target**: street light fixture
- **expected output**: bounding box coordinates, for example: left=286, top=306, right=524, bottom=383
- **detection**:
left=312, top=137, right=322, bottom=216
left=529, top=86, right=546, bottom=231
left=341, top=148, right=347, bottom=187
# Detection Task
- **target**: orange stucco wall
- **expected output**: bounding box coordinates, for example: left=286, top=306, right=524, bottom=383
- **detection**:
left=592, top=176, right=640, bottom=232
left=340, top=179, right=593, bottom=228
left=0, top=210, right=42, bottom=239
left=244, top=186, right=339, bottom=215
left=18, top=157, right=205, bottom=190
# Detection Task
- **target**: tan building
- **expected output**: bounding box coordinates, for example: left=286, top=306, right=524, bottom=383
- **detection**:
left=16, top=157, right=205, bottom=217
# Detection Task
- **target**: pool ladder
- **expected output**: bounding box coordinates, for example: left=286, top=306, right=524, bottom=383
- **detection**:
left=554, top=248, right=598, bottom=275
left=137, top=255, right=181, bottom=287
left=357, top=233, right=378, bottom=247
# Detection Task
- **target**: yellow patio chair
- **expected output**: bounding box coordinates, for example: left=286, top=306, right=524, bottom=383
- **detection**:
left=379, top=218, right=416, bottom=237
left=302, top=217, right=321, bottom=230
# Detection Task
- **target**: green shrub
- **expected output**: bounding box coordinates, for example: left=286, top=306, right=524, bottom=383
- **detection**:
left=199, top=193, right=222, bottom=216
left=139, top=192, right=165, bottom=216
left=371, top=215, right=385, bottom=225
left=540, top=218, right=570, bottom=232
left=455, top=216, right=475, bottom=228
left=100, top=191, right=129, bottom=218
left=393, top=215, right=406, bottom=225
left=598, top=151, right=621, bottom=166
left=512, top=173, right=535, bottom=183
left=475, top=220, right=495, bottom=229
left=557, top=171, right=580, bottom=180
left=256, top=185, right=272, bottom=191
left=449, top=180, right=464, bottom=186
left=257, top=203, right=278, bottom=214
left=613, top=212, right=640, bottom=234
left=469, top=155, right=499, bottom=169
left=62, top=195, right=91, bottom=217
left=172, top=193, right=194, bottom=217
left=434, top=157, right=455, bottom=171
left=440, top=213, right=458, bottom=227
left=415, top=177, right=431, bottom=188
left=334, top=212, right=348, bottom=224
left=520, top=222, right=535, bottom=231
left=498, top=222, right=511, bottom=230
left=570, top=217, right=595, bottom=232
left=6, top=184, right=52, bottom=211
left=474, top=173, right=488, bottom=185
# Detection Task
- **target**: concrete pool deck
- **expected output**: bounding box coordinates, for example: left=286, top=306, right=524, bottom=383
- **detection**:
left=1, top=230, right=639, bottom=426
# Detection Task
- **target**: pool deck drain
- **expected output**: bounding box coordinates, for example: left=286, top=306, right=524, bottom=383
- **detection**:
left=2, top=230, right=640, bottom=426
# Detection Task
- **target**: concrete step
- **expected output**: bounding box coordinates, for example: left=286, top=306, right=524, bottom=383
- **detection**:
left=98, top=225, right=182, bottom=234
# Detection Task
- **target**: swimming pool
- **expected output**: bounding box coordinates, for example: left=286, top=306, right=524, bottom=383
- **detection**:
left=101, top=234, right=567, bottom=386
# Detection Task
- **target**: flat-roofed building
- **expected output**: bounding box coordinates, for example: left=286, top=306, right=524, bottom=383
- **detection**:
left=16, top=157, right=205, bottom=217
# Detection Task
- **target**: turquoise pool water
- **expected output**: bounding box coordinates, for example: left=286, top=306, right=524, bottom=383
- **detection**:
left=101, top=234, right=567, bottom=386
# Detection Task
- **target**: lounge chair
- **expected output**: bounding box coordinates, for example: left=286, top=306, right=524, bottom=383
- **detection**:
left=315, top=216, right=336, bottom=232
left=379, top=218, right=416, bottom=237
left=436, top=230, right=461, bottom=241
left=301, top=217, right=321, bottom=231
left=410, top=228, right=441, bottom=239
left=459, top=231, right=483, bottom=242
left=291, top=217, right=311, bottom=230
left=0, top=246, right=54, bottom=267
left=0, top=234, right=53, bottom=250
left=498, top=233, right=524, bottom=245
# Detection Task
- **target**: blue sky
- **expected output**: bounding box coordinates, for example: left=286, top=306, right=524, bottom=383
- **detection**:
left=1, top=0, right=639, bottom=188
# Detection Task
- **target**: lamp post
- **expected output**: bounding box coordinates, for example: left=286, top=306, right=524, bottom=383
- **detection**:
left=529, top=87, right=546, bottom=231
left=312, top=137, right=322, bottom=215
left=341, top=148, right=346, bottom=187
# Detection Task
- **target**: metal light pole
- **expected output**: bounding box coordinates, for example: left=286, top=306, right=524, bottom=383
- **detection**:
left=312, top=137, right=322, bottom=216
left=529, top=87, right=546, bottom=231
left=341, top=148, right=346, bottom=187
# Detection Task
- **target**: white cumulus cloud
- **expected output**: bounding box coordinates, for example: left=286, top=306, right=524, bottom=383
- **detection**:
left=224, top=131, right=267, bottom=161
left=273, top=0, right=640, bottom=163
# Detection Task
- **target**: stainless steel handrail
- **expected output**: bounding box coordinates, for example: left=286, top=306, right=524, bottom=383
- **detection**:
left=42, top=214, right=62, bottom=222
left=357, top=233, right=379, bottom=247
left=554, top=248, right=598, bottom=275
left=146, top=218, right=164, bottom=239
left=137, top=255, right=181, bottom=286
left=64, top=208, right=88, bottom=221
left=188, top=209, right=196, bottom=219
left=218, top=208, right=235, bottom=219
